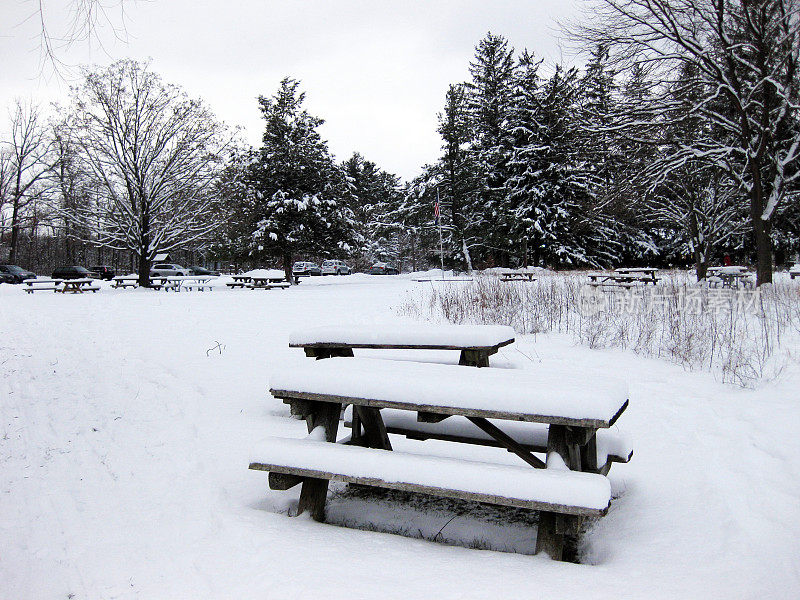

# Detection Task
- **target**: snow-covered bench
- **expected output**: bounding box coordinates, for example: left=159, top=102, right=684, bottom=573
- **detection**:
left=289, top=324, right=515, bottom=367
left=252, top=357, right=630, bottom=560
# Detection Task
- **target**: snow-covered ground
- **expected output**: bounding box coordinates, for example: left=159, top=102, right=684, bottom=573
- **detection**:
left=2, top=274, right=799, bottom=599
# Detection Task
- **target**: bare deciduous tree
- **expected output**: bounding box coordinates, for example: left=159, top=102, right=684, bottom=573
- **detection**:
left=577, top=0, right=800, bottom=285
left=60, top=59, right=230, bottom=285
left=1, top=100, right=52, bottom=263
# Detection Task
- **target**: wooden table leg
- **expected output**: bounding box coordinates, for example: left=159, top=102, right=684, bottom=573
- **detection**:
left=297, top=401, right=341, bottom=521
left=459, top=349, right=490, bottom=367
left=535, top=424, right=583, bottom=560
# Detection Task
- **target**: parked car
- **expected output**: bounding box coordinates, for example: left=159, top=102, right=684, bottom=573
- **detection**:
left=52, top=265, right=93, bottom=280
left=320, top=259, right=351, bottom=276
left=89, top=265, right=116, bottom=280
left=188, top=265, right=220, bottom=276
left=292, top=261, right=322, bottom=276
left=150, top=263, right=189, bottom=277
left=369, top=262, right=399, bottom=275
left=0, top=264, right=37, bottom=283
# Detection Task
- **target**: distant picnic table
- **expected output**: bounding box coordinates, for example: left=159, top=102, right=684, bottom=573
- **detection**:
left=289, top=324, right=515, bottom=367
left=707, top=266, right=754, bottom=289
left=112, top=275, right=139, bottom=288
left=23, top=278, right=62, bottom=293
left=500, top=270, right=537, bottom=282
left=60, top=278, right=100, bottom=294
left=588, top=267, right=660, bottom=288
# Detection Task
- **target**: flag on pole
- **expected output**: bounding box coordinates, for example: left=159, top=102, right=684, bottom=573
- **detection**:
left=434, top=195, right=440, bottom=225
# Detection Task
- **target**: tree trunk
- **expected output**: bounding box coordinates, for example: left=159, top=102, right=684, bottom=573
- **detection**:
left=8, top=201, right=21, bottom=263
left=750, top=172, right=773, bottom=286
left=284, top=251, right=294, bottom=284
left=138, top=252, right=152, bottom=287
left=754, top=216, right=773, bottom=286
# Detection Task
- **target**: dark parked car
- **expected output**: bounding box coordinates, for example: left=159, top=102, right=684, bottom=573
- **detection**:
left=369, top=262, right=399, bottom=275
left=89, top=265, right=116, bottom=280
left=292, top=261, right=322, bottom=276
left=0, top=271, right=15, bottom=284
left=188, top=265, right=220, bottom=276
left=52, top=265, right=93, bottom=280
left=0, top=264, right=37, bottom=283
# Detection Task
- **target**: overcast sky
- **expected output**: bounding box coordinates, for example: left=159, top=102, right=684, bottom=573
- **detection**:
left=1, top=0, right=582, bottom=180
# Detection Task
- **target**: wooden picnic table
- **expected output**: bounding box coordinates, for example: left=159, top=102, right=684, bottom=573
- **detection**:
left=500, top=270, right=537, bottom=282
left=23, top=278, right=62, bottom=293
left=252, top=357, right=630, bottom=560
left=588, top=267, right=660, bottom=287
left=226, top=275, right=252, bottom=289
left=707, top=266, right=754, bottom=289
left=60, top=278, right=100, bottom=294
left=111, top=275, right=139, bottom=288
left=250, top=275, right=292, bottom=289
left=289, top=324, right=515, bottom=367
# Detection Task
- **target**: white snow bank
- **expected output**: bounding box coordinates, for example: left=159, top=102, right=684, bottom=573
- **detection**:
left=250, top=436, right=612, bottom=512
left=270, top=357, right=628, bottom=425
left=289, top=324, right=515, bottom=348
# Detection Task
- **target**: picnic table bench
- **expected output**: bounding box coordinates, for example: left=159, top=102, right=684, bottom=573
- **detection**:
left=60, top=278, right=100, bottom=294
left=23, top=278, right=62, bottom=293
left=289, top=324, right=515, bottom=367
left=500, top=271, right=538, bottom=282
left=112, top=275, right=139, bottom=289
left=250, top=357, right=630, bottom=560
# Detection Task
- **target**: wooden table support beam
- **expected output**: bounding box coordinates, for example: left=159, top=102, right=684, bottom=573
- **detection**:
left=466, top=417, right=546, bottom=469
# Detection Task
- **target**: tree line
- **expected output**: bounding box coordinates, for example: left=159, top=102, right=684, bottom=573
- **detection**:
left=2, top=0, right=798, bottom=285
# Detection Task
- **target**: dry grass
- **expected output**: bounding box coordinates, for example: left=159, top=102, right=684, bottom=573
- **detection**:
left=399, top=271, right=800, bottom=387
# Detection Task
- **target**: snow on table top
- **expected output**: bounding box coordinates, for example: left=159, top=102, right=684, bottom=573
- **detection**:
left=789, top=264, right=800, bottom=273
left=250, top=436, right=611, bottom=513
left=288, top=324, right=516, bottom=348
left=343, top=406, right=632, bottom=464
left=244, top=269, right=286, bottom=279
left=271, top=358, right=629, bottom=427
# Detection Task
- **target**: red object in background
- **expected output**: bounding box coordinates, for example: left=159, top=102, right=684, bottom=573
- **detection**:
left=724, top=254, right=732, bottom=266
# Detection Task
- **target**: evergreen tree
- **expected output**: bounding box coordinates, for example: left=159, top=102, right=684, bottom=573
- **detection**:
left=465, top=33, right=517, bottom=265
left=248, top=78, right=358, bottom=281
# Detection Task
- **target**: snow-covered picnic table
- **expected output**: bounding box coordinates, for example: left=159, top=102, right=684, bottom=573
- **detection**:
left=588, top=268, right=660, bottom=287
left=251, top=356, right=631, bottom=560
left=248, top=269, right=293, bottom=289
left=60, top=278, right=100, bottom=294
left=22, top=278, right=62, bottom=293
left=500, top=270, right=537, bottom=282
left=289, top=324, right=515, bottom=367
left=111, top=275, right=139, bottom=288
left=706, top=266, right=754, bottom=289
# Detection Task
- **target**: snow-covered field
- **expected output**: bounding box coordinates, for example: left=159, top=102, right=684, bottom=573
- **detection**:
left=2, top=274, right=799, bottom=599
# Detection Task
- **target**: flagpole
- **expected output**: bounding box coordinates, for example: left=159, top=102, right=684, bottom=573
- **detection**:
left=436, top=189, right=444, bottom=280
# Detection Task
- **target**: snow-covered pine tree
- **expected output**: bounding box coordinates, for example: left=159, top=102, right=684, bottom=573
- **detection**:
left=248, top=77, right=359, bottom=282
left=436, top=84, right=479, bottom=270
left=342, top=152, right=402, bottom=268
left=465, top=33, right=517, bottom=266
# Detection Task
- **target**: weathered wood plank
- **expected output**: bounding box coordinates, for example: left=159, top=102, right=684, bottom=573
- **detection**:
left=248, top=461, right=608, bottom=517
left=268, top=472, right=303, bottom=490
left=273, top=389, right=625, bottom=429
